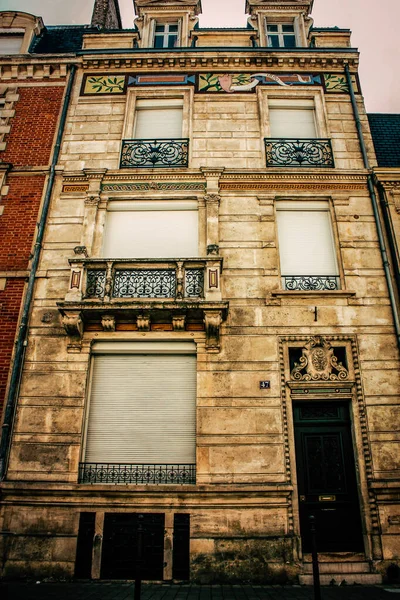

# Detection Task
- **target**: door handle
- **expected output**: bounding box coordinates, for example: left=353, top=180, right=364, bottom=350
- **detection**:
left=300, top=495, right=306, bottom=502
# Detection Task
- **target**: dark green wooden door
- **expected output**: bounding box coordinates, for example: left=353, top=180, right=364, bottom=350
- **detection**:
left=293, top=402, right=364, bottom=552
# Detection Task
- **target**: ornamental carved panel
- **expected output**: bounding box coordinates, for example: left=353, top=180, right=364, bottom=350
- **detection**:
left=290, top=336, right=349, bottom=381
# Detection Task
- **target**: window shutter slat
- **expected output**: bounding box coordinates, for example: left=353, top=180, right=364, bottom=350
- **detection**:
left=276, top=207, right=338, bottom=275
left=102, top=209, right=198, bottom=258
left=85, top=354, right=196, bottom=464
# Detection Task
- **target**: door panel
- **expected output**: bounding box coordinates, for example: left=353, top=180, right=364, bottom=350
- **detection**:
left=101, top=513, right=165, bottom=580
left=293, top=402, right=364, bottom=553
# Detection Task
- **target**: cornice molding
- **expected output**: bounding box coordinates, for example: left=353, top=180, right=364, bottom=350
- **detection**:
left=0, top=57, right=77, bottom=81
left=81, top=52, right=358, bottom=71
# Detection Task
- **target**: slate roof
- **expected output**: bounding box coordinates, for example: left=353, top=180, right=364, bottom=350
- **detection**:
left=368, top=113, right=400, bottom=168
left=29, top=26, right=138, bottom=54
left=30, top=26, right=94, bottom=54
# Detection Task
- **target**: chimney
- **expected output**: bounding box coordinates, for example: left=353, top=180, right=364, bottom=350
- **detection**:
left=91, top=0, right=123, bottom=29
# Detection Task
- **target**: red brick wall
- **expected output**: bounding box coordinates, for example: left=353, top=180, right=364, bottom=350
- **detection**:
left=0, top=175, right=46, bottom=271
left=0, top=278, right=25, bottom=414
left=0, top=85, right=65, bottom=416
left=0, top=86, right=65, bottom=166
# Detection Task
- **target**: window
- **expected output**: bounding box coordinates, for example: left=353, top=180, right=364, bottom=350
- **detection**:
left=267, top=23, right=296, bottom=48
left=81, top=342, right=197, bottom=483
left=134, top=98, right=183, bottom=139
left=276, top=201, right=340, bottom=291
left=269, top=99, right=317, bottom=138
left=102, top=200, right=199, bottom=258
left=153, top=22, right=179, bottom=48
left=0, top=32, right=24, bottom=54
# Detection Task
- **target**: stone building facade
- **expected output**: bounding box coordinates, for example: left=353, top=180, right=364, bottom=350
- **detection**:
left=0, top=0, right=399, bottom=585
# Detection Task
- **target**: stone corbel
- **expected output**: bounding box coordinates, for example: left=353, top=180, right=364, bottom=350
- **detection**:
left=172, top=315, right=186, bottom=331
left=204, top=310, right=223, bottom=352
left=62, top=311, right=83, bottom=341
left=137, top=314, right=150, bottom=331
left=101, top=314, right=116, bottom=332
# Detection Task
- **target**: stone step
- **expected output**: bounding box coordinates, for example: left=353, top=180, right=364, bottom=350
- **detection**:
left=303, top=561, right=371, bottom=574
left=299, top=573, right=383, bottom=586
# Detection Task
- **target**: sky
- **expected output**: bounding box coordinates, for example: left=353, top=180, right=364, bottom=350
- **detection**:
left=1, top=0, right=398, bottom=113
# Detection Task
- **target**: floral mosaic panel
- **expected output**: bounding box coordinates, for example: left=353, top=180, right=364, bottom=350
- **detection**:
left=80, top=72, right=360, bottom=96
left=81, top=74, right=127, bottom=95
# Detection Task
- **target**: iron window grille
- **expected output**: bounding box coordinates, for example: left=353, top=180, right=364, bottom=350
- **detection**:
left=265, top=138, right=334, bottom=168
left=283, top=275, right=340, bottom=291
left=79, top=463, right=196, bottom=485
left=120, top=138, right=189, bottom=168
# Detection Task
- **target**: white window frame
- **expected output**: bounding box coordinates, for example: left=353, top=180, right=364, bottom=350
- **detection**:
left=266, top=22, right=297, bottom=48
left=153, top=21, right=180, bottom=48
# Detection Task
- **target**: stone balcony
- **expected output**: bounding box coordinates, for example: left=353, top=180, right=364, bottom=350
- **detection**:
left=58, top=256, right=228, bottom=352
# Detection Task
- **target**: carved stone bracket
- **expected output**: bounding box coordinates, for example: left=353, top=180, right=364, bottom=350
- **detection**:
left=291, top=335, right=349, bottom=381
left=204, top=310, right=223, bottom=352
left=101, top=314, right=116, bottom=332
left=172, top=315, right=186, bottom=331
left=62, top=311, right=83, bottom=341
left=137, top=313, right=150, bottom=331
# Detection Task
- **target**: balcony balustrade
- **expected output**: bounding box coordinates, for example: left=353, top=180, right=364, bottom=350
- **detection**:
left=60, top=257, right=227, bottom=351
left=64, top=258, right=223, bottom=303
left=120, top=138, right=189, bottom=168
left=265, top=138, right=334, bottom=168
left=79, top=462, right=196, bottom=485
left=283, top=275, right=340, bottom=291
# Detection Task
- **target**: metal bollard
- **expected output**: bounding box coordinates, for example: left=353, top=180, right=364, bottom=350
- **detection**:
left=309, top=514, right=321, bottom=600
left=134, top=515, right=144, bottom=600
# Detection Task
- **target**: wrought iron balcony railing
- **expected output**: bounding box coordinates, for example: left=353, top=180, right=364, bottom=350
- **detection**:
left=65, top=258, right=223, bottom=303
left=265, top=138, right=334, bottom=168
left=283, top=275, right=340, bottom=291
left=79, top=463, right=196, bottom=485
left=121, top=138, right=189, bottom=168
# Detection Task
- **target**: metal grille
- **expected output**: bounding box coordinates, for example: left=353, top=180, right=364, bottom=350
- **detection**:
left=113, top=270, right=176, bottom=298
left=283, top=275, right=340, bottom=291
left=265, top=138, right=334, bottom=167
left=79, top=463, right=196, bottom=485
left=86, top=270, right=106, bottom=298
left=121, top=139, right=189, bottom=168
left=185, top=269, right=204, bottom=298
left=300, top=405, right=340, bottom=420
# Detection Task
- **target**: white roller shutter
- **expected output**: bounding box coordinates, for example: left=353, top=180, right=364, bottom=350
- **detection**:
left=0, top=35, right=23, bottom=54
left=269, top=100, right=317, bottom=138
left=84, top=352, right=196, bottom=464
left=276, top=202, right=338, bottom=275
left=134, top=99, right=183, bottom=138
left=102, top=204, right=199, bottom=258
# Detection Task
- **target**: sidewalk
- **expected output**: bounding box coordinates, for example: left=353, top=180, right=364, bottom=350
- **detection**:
left=1, top=582, right=400, bottom=600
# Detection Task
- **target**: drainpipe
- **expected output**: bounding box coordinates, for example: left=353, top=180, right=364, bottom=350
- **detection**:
left=344, top=64, right=400, bottom=349
left=0, top=64, right=77, bottom=480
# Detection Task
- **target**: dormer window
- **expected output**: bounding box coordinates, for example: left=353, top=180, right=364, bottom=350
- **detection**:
left=0, top=29, right=24, bottom=54
left=153, top=22, right=179, bottom=48
left=267, top=23, right=296, bottom=48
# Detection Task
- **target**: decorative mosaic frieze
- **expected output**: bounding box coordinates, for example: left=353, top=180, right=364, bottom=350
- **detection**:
left=79, top=72, right=360, bottom=95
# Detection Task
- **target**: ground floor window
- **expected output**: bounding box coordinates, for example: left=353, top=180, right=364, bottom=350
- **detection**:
left=80, top=342, right=197, bottom=484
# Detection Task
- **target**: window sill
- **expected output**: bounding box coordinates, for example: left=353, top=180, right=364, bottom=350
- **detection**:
left=270, top=289, right=356, bottom=299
